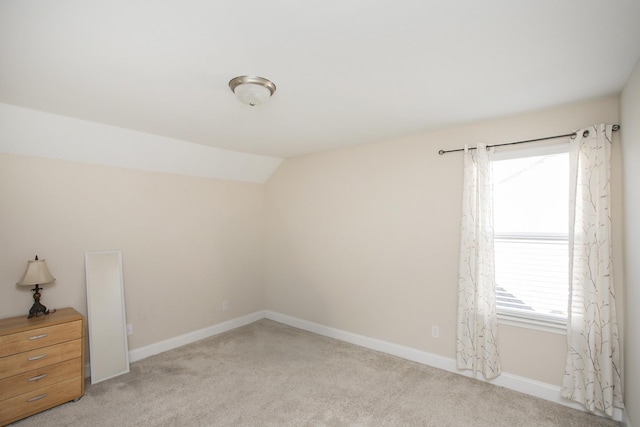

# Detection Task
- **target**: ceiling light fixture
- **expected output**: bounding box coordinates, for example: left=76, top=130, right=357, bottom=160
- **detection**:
left=229, top=76, right=276, bottom=107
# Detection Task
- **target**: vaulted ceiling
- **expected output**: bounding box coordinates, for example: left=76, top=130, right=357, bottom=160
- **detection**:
left=1, top=1, right=639, bottom=159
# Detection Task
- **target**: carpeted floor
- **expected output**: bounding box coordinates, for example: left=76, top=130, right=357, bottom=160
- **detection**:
left=12, top=319, right=620, bottom=426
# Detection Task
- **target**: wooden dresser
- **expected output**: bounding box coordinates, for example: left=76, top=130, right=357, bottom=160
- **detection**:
left=0, top=307, right=85, bottom=426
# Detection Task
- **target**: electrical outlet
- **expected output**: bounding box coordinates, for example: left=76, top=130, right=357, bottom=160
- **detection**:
left=222, top=300, right=229, bottom=311
left=431, top=325, right=439, bottom=338
left=126, top=324, right=133, bottom=336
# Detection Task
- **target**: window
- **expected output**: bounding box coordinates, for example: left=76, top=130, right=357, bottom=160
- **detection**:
left=492, top=144, right=569, bottom=330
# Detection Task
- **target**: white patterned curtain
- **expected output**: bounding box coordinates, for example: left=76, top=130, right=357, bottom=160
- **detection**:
left=456, top=143, right=501, bottom=379
left=561, top=124, right=623, bottom=416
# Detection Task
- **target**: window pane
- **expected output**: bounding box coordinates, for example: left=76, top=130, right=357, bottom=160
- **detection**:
left=493, top=153, right=568, bottom=235
left=492, top=150, right=569, bottom=322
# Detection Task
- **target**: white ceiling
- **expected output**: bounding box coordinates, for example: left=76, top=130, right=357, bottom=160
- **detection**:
left=1, top=1, right=639, bottom=159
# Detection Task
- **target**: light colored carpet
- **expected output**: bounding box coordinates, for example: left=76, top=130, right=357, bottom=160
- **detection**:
left=13, top=319, right=620, bottom=426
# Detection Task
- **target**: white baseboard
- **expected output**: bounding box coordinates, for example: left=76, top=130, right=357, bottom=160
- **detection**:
left=264, top=310, right=624, bottom=423
left=128, top=311, right=265, bottom=363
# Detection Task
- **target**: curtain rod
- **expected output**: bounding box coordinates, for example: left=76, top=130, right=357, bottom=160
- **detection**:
left=437, top=124, right=620, bottom=155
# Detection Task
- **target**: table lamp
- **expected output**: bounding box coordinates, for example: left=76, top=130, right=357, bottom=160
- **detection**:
left=16, top=255, right=56, bottom=318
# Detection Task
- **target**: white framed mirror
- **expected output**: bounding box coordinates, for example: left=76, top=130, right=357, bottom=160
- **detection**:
left=85, top=250, right=130, bottom=384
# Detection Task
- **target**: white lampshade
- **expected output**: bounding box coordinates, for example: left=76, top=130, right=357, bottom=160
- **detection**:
left=17, top=258, right=56, bottom=286
left=229, top=76, right=276, bottom=107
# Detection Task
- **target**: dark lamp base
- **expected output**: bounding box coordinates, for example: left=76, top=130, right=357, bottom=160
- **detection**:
left=28, top=301, right=50, bottom=319
left=27, top=284, right=51, bottom=319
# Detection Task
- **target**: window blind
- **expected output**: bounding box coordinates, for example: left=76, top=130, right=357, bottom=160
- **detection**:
left=494, top=234, right=568, bottom=321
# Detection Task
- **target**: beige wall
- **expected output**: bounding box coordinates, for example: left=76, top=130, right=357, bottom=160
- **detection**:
left=0, top=153, right=265, bottom=350
left=621, top=59, right=640, bottom=427
left=264, top=95, right=623, bottom=387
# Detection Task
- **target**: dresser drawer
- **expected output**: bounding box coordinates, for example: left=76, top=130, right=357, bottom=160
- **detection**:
left=0, top=320, right=82, bottom=358
left=0, top=339, right=81, bottom=380
left=0, top=376, right=82, bottom=425
left=0, top=358, right=81, bottom=401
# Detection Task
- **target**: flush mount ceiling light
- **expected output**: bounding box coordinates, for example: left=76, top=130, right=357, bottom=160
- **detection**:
left=229, top=76, right=276, bottom=107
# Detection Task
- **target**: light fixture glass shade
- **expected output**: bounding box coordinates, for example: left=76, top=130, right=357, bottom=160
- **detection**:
left=234, top=84, right=271, bottom=106
left=229, top=76, right=276, bottom=107
left=17, top=259, right=56, bottom=286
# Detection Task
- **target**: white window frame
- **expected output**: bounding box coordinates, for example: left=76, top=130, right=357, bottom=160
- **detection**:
left=492, top=143, right=569, bottom=335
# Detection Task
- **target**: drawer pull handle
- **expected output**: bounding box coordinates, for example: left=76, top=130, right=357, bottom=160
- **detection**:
left=28, top=334, right=48, bottom=340
left=27, top=394, right=47, bottom=402
left=27, top=373, right=48, bottom=382
left=27, top=354, right=48, bottom=361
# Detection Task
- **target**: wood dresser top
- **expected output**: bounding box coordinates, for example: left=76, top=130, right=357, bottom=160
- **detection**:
left=0, top=308, right=83, bottom=336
